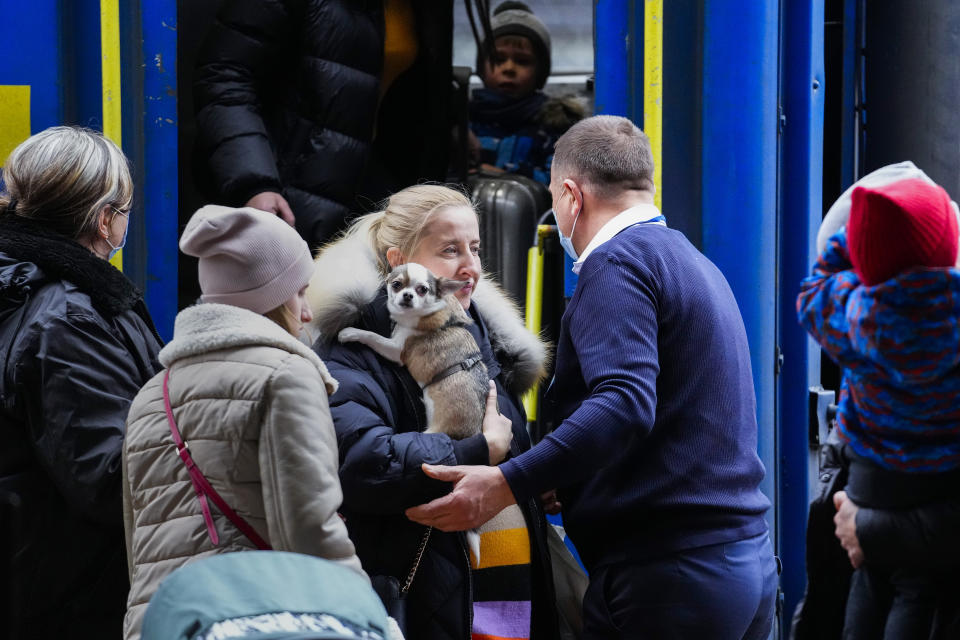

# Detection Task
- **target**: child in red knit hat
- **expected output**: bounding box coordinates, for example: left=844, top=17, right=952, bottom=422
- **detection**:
left=798, top=172, right=960, bottom=637
left=847, top=178, right=958, bottom=286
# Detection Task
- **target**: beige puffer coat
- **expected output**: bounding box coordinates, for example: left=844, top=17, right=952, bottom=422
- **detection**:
left=121, top=303, right=364, bottom=640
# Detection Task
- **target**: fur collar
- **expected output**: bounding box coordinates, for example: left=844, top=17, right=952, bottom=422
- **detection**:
left=307, top=232, right=547, bottom=394
left=0, top=214, right=142, bottom=317
left=160, top=303, right=338, bottom=395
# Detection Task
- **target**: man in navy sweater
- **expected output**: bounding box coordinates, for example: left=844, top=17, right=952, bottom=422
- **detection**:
left=408, top=115, right=776, bottom=638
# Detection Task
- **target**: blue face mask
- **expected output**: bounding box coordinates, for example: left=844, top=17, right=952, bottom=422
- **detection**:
left=554, top=213, right=580, bottom=262
left=554, top=204, right=581, bottom=263
left=106, top=207, right=129, bottom=260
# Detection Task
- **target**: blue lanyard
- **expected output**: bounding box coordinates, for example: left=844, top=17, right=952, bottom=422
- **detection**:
left=616, top=214, right=667, bottom=238
left=633, top=214, right=667, bottom=227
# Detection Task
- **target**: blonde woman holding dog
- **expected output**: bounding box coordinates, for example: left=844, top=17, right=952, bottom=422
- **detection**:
left=0, top=126, right=163, bottom=638
left=309, top=185, right=560, bottom=640
left=121, top=206, right=370, bottom=640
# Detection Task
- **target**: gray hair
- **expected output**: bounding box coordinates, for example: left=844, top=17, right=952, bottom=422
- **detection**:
left=552, top=115, right=655, bottom=198
left=0, top=126, right=133, bottom=240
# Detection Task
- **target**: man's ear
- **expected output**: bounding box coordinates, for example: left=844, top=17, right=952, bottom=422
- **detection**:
left=437, top=277, right=468, bottom=298
left=563, top=178, right=585, bottom=214
left=386, top=247, right=404, bottom=269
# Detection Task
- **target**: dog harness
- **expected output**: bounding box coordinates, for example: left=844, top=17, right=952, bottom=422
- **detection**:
left=425, top=352, right=484, bottom=388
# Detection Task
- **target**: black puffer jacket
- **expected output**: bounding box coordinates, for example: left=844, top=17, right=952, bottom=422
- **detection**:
left=194, top=0, right=453, bottom=248
left=0, top=216, right=162, bottom=638
left=315, top=286, right=558, bottom=640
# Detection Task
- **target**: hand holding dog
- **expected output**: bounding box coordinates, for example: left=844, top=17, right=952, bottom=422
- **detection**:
left=481, top=380, right=513, bottom=465
left=406, top=464, right=516, bottom=531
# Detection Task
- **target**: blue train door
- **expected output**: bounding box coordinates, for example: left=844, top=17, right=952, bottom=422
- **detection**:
left=593, top=1, right=826, bottom=632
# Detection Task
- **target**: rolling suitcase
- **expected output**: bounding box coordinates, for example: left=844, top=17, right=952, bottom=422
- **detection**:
left=469, top=172, right=552, bottom=307
left=469, top=172, right=566, bottom=444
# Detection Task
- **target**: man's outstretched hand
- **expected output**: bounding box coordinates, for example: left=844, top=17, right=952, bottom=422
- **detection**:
left=406, top=464, right=516, bottom=531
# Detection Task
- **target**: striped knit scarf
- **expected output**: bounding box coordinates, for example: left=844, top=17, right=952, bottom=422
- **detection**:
left=470, top=504, right=532, bottom=640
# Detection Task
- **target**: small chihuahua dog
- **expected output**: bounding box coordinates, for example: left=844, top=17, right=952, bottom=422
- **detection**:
left=337, top=263, right=489, bottom=438
left=338, top=263, right=491, bottom=562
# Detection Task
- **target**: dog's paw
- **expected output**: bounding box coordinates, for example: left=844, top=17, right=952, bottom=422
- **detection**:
left=338, top=327, right=364, bottom=344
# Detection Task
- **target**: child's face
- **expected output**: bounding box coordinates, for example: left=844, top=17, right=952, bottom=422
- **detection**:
left=482, top=35, right=538, bottom=98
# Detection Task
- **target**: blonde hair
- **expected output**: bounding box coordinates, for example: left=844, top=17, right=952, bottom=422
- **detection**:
left=0, top=126, right=133, bottom=240
left=263, top=303, right=303, bottom=338
left=337, top=185, right=475, bottom=275
left=263, top=299, right=316, bottom=345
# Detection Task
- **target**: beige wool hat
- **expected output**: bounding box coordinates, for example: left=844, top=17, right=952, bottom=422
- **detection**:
left=180, top=205, right=314, bottom=314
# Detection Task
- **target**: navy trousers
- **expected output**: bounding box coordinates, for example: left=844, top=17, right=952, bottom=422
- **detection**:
left=582, top=533, right=778, bottom=639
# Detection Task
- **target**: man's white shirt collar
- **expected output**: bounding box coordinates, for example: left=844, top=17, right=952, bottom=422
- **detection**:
left=573, top=203, right=666, bottom=273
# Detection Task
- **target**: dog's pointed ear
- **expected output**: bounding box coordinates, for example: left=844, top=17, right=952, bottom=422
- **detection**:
left=436, top=277, right=468, bottom=297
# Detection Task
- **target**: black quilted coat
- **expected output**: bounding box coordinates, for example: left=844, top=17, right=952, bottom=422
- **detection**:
left=0, top=215, right=162, bottom=638
left=316, top=289, right=559, bottom=640
left=193, top=0, right=453, bottom=247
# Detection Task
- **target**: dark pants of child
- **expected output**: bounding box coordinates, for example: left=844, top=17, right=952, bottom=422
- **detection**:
left=843, top=567, right=960, bottom=640
left=582, top=533, right=778, bottom=639
left=843, top=452, right=960, bottom=639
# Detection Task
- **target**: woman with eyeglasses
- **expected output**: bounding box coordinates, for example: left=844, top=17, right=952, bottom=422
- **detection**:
left=0, top=126, right=163, bottom=638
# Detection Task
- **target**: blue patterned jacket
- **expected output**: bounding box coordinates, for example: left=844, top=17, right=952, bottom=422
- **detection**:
left=797, top=228, right=960, bottom=472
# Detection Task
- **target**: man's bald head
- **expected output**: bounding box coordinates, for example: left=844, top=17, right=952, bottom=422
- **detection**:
left=552, top=115, right=655, bottom=200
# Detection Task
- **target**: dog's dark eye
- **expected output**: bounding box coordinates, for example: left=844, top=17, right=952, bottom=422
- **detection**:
left=415, top=285, right=428, bottom=296
left=391, top=280, right=403, bottom=291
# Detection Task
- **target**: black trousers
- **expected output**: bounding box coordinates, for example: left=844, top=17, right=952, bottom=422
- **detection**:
left=843, top=566, right=960, bottom=640
left=582, top=533, right=778, bottom=639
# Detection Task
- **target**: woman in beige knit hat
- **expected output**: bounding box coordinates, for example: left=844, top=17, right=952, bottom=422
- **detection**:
left=121, top=205, right=372, bottom=640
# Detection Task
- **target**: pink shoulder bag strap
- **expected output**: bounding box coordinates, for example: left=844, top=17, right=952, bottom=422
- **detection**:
left=162, top=369, right=272, bottom=550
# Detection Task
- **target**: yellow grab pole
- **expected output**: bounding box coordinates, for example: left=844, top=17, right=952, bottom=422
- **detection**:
left=0, top=85, right=31, bottom=164
left=101, top=0, right=123, bottom=270
left=644, top=0, right=663, bottom=210
left=522, top=225, right=551, bottom=422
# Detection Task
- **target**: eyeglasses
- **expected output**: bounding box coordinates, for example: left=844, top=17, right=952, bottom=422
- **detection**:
left=111, top=205, right=130, bottom=218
